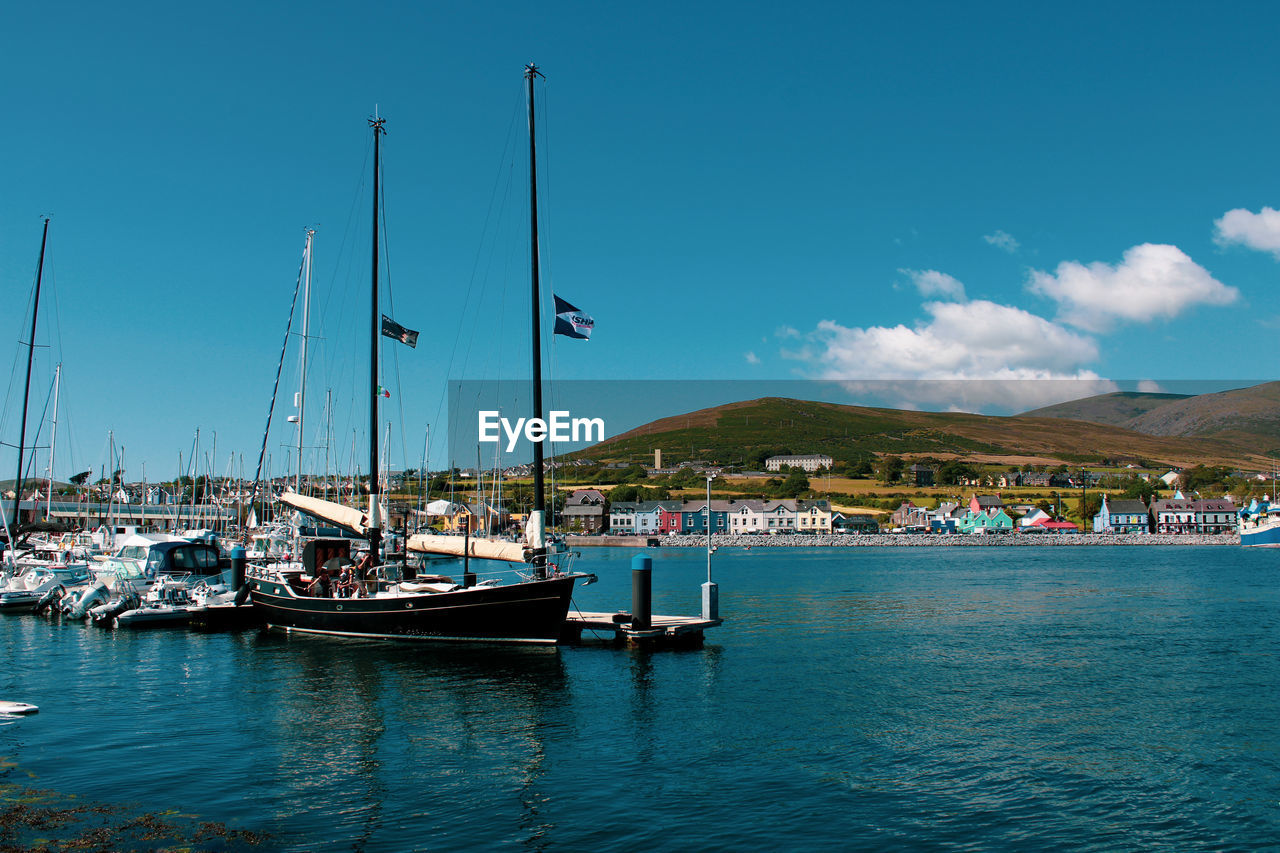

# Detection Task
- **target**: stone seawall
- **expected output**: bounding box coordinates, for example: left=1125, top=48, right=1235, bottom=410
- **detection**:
left=649, top=533, right=1239, bottom=547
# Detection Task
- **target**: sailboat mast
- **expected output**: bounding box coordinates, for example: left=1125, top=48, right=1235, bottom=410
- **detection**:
left=368, top=116, right=386, bottom=565
left=526, top=64, right=547, bottom=576
left=297, top=228, right=314, bottom=495
left=12, top=217, right=50, bottom=534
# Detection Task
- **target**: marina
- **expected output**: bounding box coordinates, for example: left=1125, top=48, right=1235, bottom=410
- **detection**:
left=5, top=4, right=1280, bottom=851
left=2, top=545, right=1278, bottom=851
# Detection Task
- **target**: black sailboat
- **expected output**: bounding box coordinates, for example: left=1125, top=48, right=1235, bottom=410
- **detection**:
left=248, top=70, right=589, bottom=644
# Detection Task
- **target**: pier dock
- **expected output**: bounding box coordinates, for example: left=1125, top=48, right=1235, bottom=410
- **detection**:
left=564, top=611, right=722, bottom=647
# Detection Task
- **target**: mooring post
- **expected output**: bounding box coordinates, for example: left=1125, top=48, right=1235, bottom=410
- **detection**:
left=229, top=544, right=246, bottom=590
left=702, top=579, right=719, bottom=621
left=631, top=553, right=652, bottom=630
left=463, top=525, right=475, bottom=588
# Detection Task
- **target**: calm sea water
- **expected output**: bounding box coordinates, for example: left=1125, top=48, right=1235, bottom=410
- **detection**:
left=2, top=546, right=1278, bottom=851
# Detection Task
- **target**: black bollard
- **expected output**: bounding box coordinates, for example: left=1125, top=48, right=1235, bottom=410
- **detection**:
left=463, top=526, right=475, bottom=588
left=230, top=545, right=246, bottom=590
left=631, top=554, right=652, bottom=630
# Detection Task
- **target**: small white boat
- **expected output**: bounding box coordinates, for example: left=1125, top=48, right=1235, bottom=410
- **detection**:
left=0, top=701, right=38, bottom=715
left=0, top=566, right=91, bottom=612
left=114, top=576, right=200, bottom=628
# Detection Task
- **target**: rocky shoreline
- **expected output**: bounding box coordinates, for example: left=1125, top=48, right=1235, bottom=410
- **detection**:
left=653, top=533, right=1239, bottom=547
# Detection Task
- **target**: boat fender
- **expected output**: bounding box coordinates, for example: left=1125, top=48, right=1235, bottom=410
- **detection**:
left=233, top=582, right=251, bottom=607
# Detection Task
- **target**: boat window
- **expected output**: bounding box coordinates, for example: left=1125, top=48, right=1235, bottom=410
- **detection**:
left=171, top=548, right=196, bottom=570
left=194, top=548, right=218, bottom=570
left=118, top=545, right=149, bottom=560
left=146, top=550, right=166, bottom=575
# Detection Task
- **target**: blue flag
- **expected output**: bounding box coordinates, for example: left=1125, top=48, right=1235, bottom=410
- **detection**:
left=553, top=296, right=594, bottom=340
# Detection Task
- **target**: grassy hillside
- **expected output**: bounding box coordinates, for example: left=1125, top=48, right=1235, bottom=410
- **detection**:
left=573, top=396, right=1273, bottom=470
left=1021, top=382, right=1280, bottom=452
left=1022, top=391, right=1191, bottom=426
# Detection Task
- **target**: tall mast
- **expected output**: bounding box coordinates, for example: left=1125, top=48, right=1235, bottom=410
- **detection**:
left=296, top=228, right=314, bottom=494
left=526, top=63, right=547, bottom=576
left=13, top=217, right=50, bottom=534
left=368, top=115, right=386, bottom=566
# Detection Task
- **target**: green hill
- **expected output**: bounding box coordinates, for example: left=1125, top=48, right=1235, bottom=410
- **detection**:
left=1021, top=391, right=1192, bottom=426
left=573, top=396, right=1273, bottom=470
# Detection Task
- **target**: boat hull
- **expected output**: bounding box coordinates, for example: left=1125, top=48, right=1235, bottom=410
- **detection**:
left=248, top=575, right=578, bottom=644
left=1241, top=520, right=1280, bottom=547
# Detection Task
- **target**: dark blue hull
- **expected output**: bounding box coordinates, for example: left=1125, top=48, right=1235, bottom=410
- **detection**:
left=248, top=575, right=578, bottom=644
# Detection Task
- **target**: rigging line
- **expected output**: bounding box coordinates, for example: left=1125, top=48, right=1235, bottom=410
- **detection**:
left=248, top=236, right=310, bottom=514
left=429, top=83, right=526, bottom=433
left=19, top=372, right=58, bottom=489
left=375, top=150, right=412, bottom=479
left=316, top=134, right=374, bottom=434
left=0, top=258, right=44, bottom=444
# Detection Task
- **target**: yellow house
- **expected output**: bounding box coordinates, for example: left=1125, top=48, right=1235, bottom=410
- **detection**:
left=795, top=500, right=832, bottom=533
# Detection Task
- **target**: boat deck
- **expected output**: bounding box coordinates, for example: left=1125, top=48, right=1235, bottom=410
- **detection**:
left=565, top=610, right=722, bottom=647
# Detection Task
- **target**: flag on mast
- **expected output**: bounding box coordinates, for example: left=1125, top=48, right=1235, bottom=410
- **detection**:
left=380, top=314, right=419, bottom=348
left=553, top=296, right=594, bottom=340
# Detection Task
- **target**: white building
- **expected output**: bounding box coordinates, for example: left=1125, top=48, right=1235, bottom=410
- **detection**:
left=764, top=454, right=833, bottom=473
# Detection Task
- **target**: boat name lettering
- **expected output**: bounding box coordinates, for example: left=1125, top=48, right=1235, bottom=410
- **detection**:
left=477, top=410, right=605, bottom=452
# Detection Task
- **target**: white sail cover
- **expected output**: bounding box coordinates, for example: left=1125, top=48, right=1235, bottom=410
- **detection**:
left=525, top=510, right=546, bottom=550
left=406, top=533, right=529, bottom=564
left=279, top=491, right=369, bottom=536
left=425, top=499, right=462, bottom=516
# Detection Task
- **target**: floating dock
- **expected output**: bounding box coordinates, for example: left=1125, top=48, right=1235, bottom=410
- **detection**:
left=564, top=611, right=722, bottom=647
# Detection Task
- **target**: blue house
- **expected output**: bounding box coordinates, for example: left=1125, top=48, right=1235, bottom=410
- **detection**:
left=681, top=499, right=731, bottom=534
left=1092, top=496, right=1149, bottom=534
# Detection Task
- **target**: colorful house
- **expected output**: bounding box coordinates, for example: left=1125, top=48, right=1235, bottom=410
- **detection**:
left=659, top=502, right=683, bottom=534
left=795, top=499, right=832, bottom=533
left=762, top=500, right=798, bottom=533
left=959, top=507, right=1014, bottom=533
left=1092, top=496, right=1149, bottom=534
left=610, top=501, right=638, bottom=534
left=681, top=499, right=732, bottom=534
left=969, top=494, right=1005, bottom=514
left=729, top=500, right=766, bottom=534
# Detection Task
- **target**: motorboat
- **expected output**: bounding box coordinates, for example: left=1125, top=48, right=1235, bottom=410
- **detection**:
left=0, top=566, right=91, bottom=612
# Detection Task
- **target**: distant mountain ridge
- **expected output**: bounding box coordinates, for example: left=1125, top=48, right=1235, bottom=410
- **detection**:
left=574, top=393, right=1276, bottom=470
left=1021, top=391, right=1191, bottom=426
left=1023, top=382, right=1280, bottom=448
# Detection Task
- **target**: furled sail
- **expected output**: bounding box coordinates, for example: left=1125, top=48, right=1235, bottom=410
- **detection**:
left=278, top=491, right=369, bottom=536
left=406, top=533, right=529, bottom=564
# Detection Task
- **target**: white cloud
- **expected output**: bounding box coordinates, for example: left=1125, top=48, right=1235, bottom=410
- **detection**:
left=983, top=230, right=1020, bottom=254
left=744, top=351, right=761, bottom=365
left=899, top=268, right=966, bottom=300
left=1136, top=379, right=1165, bottom=393
left=1027, top=243, right=1237, bottom=332
left=1214, top=207, right=1280, bottom=256
left=788, top=300, right=1114, bottom=411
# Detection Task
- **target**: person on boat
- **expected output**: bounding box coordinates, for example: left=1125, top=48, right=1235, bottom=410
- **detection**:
left=335, top=565, right=354, bottom=598
left=307, top=568, right=332, bottom=597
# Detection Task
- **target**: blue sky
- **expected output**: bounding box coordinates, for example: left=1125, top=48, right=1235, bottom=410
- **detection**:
left=4, top=1, right=1280, bottom=482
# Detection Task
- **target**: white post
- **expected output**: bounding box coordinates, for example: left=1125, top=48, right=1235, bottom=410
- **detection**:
left=702, top=472, right=719, bottom=620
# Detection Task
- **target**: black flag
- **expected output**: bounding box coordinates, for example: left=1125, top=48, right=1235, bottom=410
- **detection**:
left=381, top=314, right=419, bottom=348
left=553, top=296, right=594, bottom=340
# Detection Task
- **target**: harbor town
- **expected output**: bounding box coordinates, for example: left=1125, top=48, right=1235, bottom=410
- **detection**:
left=8, top=2, right=1280, bottom=850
